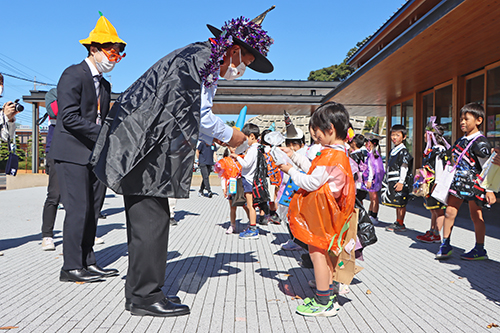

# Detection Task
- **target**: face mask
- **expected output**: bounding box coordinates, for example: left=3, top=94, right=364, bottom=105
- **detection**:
left=94, top=51, right=115, bottom=73
left=0, top=85, right=3, bottom=97
left=223, top=49, right=246, bottom=80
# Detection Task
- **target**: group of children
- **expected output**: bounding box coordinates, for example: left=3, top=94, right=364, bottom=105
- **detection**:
left=213, top=101, right=498, bottom=318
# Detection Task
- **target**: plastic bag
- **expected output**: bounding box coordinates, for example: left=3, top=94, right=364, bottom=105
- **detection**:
left=252, top=146, right=270, bottom=205
left=355, top=198, right=377, bottom=248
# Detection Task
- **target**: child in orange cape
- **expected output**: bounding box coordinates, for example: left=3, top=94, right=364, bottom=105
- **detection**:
left=214, top=147, right=243, bottom=234
left=279, top=102, right=355, bottom=317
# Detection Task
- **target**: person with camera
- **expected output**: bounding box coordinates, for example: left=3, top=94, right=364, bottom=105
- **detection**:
left=47, top=14, right=126, bottom=282
left=0, top=74, right=20, bottom=144
left=0, top=74, right=22, bottom=256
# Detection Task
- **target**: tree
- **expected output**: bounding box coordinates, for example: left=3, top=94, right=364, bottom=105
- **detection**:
left=364, top=117, right=378, bottom=132
left=308, top=36, right=371, bottom=82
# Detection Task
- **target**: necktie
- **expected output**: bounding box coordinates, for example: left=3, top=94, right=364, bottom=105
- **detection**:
left=95, top=75, right=102, bottom=125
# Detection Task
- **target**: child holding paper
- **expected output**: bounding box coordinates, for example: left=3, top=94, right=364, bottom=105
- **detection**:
left=436, top=103, right=496, bottom=260
left=280, top=102, right=355, bottom=317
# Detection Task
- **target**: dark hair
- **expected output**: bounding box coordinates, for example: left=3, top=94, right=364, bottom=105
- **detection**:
left=85, top=42, right=126, bottom=56
left=351, top=134, right=366, bottom=149
left=369, top=138, right=381, bottom=158
left=309, top=102, right=350, bottom=140
left=427, top=124, right=447, bottom=146
left=460, top=103, right=485, bottom=123
left=260, top=129, right=271, bottom=145
left=241, top=123, right=260, bottom=138
left=285, top=137, right=305, bottom=147
left=223, top=148, right=230, bottom=158
left=391, top=124, right=407, bottom=137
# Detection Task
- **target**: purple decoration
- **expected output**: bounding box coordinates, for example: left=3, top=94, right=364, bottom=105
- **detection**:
left=200, top=16, right=273, bottom=88
left=361, top=151, right=385, bottom=192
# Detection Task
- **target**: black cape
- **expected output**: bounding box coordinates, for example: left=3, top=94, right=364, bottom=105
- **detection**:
left=91, top=41, right=212, bottom=198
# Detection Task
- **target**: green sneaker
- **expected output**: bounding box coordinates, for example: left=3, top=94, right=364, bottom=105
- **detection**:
left=296, top=296, right=340, bottom=317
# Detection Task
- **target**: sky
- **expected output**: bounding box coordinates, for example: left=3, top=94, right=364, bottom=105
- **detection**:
left=1, top=0, right=406, bottom=126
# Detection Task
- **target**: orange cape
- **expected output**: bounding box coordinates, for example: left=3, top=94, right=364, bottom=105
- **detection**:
left=288, top=148, right=355, bottom=254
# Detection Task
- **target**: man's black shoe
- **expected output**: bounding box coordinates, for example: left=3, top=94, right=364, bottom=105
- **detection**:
left=125, top=295, right=181, bottom=311
left=86, top=264, right=119, bottom=277
left=130, top=298, right=190, bottom=317
left=207, top=191, right=213, bottom=198
left=60, top=268, right=103, bottom=282
left=170, top=217, right=178, bottom=226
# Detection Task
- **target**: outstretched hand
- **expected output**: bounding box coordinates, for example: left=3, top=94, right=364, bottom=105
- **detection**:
left=227, top=128, right=247, bottom=148
left=279, top=163, right=292, bottom=174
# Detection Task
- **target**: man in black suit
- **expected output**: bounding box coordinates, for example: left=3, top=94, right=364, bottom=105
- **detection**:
left=48, top=14, right=126, bottom=282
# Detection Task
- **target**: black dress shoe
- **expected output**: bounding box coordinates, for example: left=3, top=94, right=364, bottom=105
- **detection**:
left=125, top=295, right=181, bottom=311
left=60, top=268, right=104, bottom=282
left=130, top=298, right=190, bottom=317
left=169, top=217, right=178, bottom=226
left=86, top=264, right=119, bottom=277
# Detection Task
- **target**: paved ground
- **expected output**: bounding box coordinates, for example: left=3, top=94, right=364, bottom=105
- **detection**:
left=0, top=186, right=499, bottom=332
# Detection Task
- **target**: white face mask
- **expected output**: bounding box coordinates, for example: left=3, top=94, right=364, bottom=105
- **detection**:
left=223, top=49, right=246, bottom=80
left=0, top=85, right=3, bottom=97
left=94, top=51, right=115, bottom=73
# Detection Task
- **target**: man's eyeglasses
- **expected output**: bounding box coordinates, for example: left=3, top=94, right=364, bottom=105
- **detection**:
left=102, top=48, right=126, bottom=63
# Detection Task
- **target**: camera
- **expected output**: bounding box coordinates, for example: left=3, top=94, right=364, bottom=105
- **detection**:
left=14, top=99, right=24, bottom=112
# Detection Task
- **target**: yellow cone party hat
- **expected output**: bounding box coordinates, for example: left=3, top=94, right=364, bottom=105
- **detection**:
left=80, top=12, right=126, bottom=45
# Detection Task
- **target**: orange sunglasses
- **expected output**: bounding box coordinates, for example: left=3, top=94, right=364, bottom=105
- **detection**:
left=101, top=48, right=126, bottom=63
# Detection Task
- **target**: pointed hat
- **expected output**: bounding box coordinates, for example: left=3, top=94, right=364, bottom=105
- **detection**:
left=206, top=6, right=275, bottom=73
left=283, top=111, right=304, bottom=140
left=80, top=12, right=126, bottom=46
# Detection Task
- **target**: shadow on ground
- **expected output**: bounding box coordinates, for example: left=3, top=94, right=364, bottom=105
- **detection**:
left=0, top=230, right=62, bottom=251
left=163, top=251, right=257, bottom=295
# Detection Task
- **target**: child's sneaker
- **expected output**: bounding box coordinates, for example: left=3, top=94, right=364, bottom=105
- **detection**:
left=369, top=216, right=379, bottom=225
left=41, top=237, right=55, bottom=251
left=296, top=296, right=340, bottom=317
left=226, top=225, right=236, bottom=234
left=436, top=242, right=453, bottom=259
left=416, top=230, right=441, bottom=243
left=385, top=222, right=407, bottom=232
left=460, top=248, right=488, bottom=260
left=258, top=215, right=269, bottom=225
left=239, top=227, right=259, bottom=239
left=269, top=213, right=281, bottom=224
left=281, top=239, right=303, bottom=251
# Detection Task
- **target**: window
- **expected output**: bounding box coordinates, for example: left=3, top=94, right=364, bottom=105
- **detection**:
left=391, top=99, right=414, bottom=154
left=486, top=66, right=500, bottom=147
left=435, top=85, right=453, bottom=145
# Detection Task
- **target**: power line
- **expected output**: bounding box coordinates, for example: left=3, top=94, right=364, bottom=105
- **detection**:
left=0, top=72, right=56, bottom=87
left=0, top=53, right=56, bottom=83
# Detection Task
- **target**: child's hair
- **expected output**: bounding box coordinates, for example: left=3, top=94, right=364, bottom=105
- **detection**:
left=428, top=124, right=447, bottom=147
left=351, top=134, right=366, bottom=149
left=460, top=103, right=485, bottom=122
left=223, top=148, right=230, bottom=158
left=260, top=129, right=271, bottom=145
left=391, top=124, right=407, bottom=137
left=309, top=102, right=350, bottom=140
left=369, top=139, right=381, bottom=158
left=285, top=137, right=305, bottom=147
left=241, top=123, right=260, bottom=138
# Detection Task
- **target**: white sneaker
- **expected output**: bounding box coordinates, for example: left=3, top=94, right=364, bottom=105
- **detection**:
left=95, top=237, right=105, bottom=245
left=0, top=251, right=3, bottom=256
left=369, top=216, right=379, bottom=225
left=226, top=225, right=235, bottom=234
left=41, top=237, right=55, bottom=251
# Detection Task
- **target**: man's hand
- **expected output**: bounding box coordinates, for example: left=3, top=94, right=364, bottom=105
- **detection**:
left=279, top=163, right=293, bottom=174
left=230, top=153, right=239, bottom=160
left=493, top=148, right=500, bottom=167
left=486, top=192, right=497, bottom=205
left=227, top=128, right=247, bottom=148
left=2, top=101, right=18, bottom=121
left=279, top=147, right=294, bottom=158
left=394, top=182, right=404, bottom=192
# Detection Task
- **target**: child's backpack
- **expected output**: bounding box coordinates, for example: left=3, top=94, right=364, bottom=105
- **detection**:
left=412, top=167, right=434, bottom=197
left=252, top=146, right=270, bottom=205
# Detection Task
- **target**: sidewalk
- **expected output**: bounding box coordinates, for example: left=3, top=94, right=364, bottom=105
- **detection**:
left=0, top=186, right=499, bottom=332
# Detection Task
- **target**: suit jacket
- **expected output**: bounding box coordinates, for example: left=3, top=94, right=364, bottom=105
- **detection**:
left=48, top=60, right=110, bottom=165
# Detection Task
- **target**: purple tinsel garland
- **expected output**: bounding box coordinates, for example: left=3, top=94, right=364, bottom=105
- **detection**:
left=200, top=16, right=273, bottom=88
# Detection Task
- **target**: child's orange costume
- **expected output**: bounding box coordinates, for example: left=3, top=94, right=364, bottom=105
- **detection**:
left=264, top=150, right=282, bottom=186
left=288, top=148, right=355, bottom=255
left=214, top=156, right=242, bottom=179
